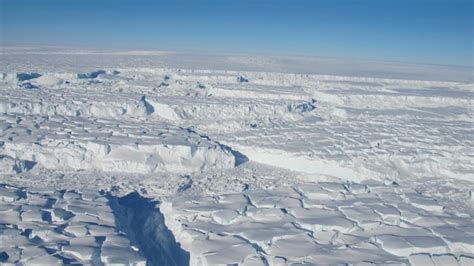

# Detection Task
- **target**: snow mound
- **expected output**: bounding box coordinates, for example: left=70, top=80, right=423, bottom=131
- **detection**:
left=29, top=74, right=65, bottom=86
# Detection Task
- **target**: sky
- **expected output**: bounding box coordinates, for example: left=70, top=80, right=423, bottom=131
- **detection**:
left=1, top=0, right=473, bottom=66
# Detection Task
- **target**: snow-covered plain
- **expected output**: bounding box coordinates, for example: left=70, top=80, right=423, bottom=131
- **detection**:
left=0, top=47, right=473, bottom=265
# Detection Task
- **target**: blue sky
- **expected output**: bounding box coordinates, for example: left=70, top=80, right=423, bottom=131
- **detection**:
left=1, top=0, right=472, bottom=66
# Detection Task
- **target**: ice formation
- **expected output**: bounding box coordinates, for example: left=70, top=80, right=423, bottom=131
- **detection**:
left=0, top=47, right=473, bottom=265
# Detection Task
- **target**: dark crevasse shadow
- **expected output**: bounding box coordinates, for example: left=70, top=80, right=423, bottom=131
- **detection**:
left=107, top=192, right=190, bottom=266
left=225, top=145, right=249, bottom=167
left=77, top=70, right=106, bottom=79
left=16, top=72, right=41, bottom=81
left=183, top=127, right=249, bottom=167
left=141, top=95, right=155, bottom=115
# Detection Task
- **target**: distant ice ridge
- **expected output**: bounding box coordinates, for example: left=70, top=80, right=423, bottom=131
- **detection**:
left=0, top=70, right=317, bottom=123
left=1, top=46, right=472, bottom=82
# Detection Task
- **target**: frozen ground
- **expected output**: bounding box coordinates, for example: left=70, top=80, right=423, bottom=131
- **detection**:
left=0, top=47, right=473, bottom=265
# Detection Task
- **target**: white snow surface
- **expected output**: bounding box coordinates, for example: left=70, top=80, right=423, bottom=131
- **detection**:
left=0, top=47, right=473, bottom=265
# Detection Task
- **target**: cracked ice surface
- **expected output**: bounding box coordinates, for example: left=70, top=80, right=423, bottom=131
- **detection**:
left=0, top=184, right=145, bottom=265
left=161, top=182, right=474, bottom=265
left=1, top=48, right=473, bottom=265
